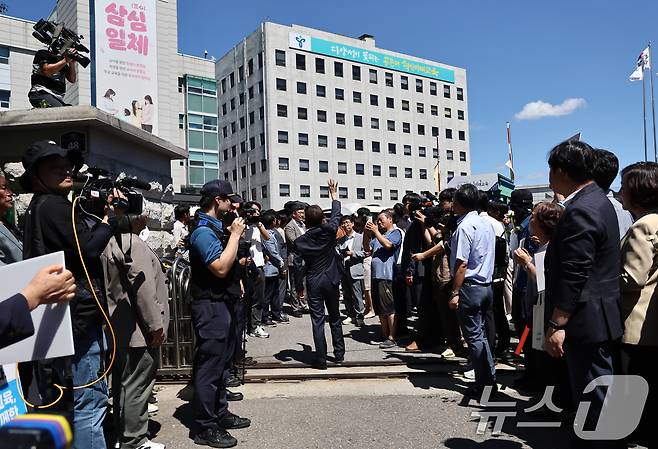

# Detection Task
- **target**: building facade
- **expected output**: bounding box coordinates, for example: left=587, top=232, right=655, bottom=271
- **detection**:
left=216, top=23, right=470, bottom=209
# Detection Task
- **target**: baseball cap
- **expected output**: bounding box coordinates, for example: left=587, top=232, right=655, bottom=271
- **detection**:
left=19, top=140, right=84, bottom=192
left=510, top=189, right=533, bottom=206
left=200, top=179, right=242, bottom=203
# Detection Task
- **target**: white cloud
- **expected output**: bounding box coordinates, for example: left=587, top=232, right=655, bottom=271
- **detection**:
left=515, top=98, right=586, bottom=120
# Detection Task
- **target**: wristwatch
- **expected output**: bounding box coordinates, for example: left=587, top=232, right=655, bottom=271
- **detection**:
left=547, top=319, right=566, bottom=331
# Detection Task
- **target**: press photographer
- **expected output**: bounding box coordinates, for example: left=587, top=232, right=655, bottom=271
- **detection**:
left=28, top=19, right=91, bottom=108
left=19, top=140, right=123, bottom=449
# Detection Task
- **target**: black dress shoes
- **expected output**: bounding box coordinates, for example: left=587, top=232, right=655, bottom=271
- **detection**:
left=226, top=375, right=241, bottom=388
left=311, top=359, right=328, bottom=370
left=194, top=428, right=237, bottom=448
left=226, top=390, right=243, bottom=401
left=217, top=412, right=251, bottom=429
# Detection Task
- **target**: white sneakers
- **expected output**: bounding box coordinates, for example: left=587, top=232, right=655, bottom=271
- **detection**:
left=137, top=440, right=166, bottom=449
left=463, top=369, right=476, bottom=380
left=147, top=403, right=159, bottom=416
left=342, top=317, right=353, bottom=325
left=249, top=326, right=270, bottom=338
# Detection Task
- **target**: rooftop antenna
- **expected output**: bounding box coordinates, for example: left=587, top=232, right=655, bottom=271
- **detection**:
left=204, top=50, right=208, bottom=59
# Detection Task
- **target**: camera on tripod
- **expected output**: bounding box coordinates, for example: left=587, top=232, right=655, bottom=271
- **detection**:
left=32, top=19, right=91, bottom=68
left=76, top=167, right=151, bottom=217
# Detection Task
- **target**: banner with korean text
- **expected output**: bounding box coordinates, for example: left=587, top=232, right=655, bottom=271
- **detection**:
left=94, top=0, right=158, bottom=135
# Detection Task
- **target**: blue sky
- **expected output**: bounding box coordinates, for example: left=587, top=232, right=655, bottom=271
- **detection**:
left=5, top=0, right=658, bottom=186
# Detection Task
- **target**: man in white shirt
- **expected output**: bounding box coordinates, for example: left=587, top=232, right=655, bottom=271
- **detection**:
left=171, top=205, right=191, bottom=255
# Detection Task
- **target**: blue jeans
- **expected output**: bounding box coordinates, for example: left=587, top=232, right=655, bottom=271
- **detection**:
left=457, top=283, right=496, bottom=388
left=71, top=326, right=109, bottom=449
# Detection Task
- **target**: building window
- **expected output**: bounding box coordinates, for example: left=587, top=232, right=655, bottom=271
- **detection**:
left=401, top=76, right=408, bottom=90
left=446, top=128, right=453, bottom=139
left=339, top=187, right=348, bottom=199
left=354, top=115, right=363, bottom=127
left=404, top=145, right=412, bottom=156
left=458, top=110, right=465, bottom=120
left=261, top=185, right=268, bottom=198
left=459, top=151, right=467, bottom=161
left=258, top=80, right=264, bottom=93
left=230, top=98, right=235, bottom=110
left=222, top=103, right=227, bottom=115
left=315, top=57, right=325, bottom=74
left=356, top=163, right=365, bottom=175
left=251, top=162, right=256, bottom=175
left=443, top=85, right=451, bottom=98
left=447, top=171, right=455, bottom=182
left=419, top=146, right=427, bottom=157
left=261, top=159, right=267, bottom=172
left=248, top=58, right=254, bottom=76
left=316, top=85, right=326, bottom=97
left=356, top=188, right=366, bottom=199
left=431, top=105, right=438, bottom=116
left=338, top=162, right=348, bottom=174
left=258, top=52, right=263, bottom=68
left=178, top=113, right=185, bottom=129
left=371, top=117, right=380, bottom=129
left=447, top=149, right=454, bottom=160
left=429, top=82, right=437, bottom=96
left=260, top=133, right=265, bottom=145
left=457, top=87, right=464, bottom=100
left=277, top=104, right=288, bottom=117
left=239, top=93, right=245, bottom=105
left=317, top=110, right=327, bottom=122
left=275, top=49, right=286, bottom=66
left=374, top=188, right=383, bottom=200
left=373, top=165, right=381, bottom=176
left=297, top=82, right=307, bottom=94
left=230, top=72, right=235, bottom=88
left=445, top=107, right=452, bottom=118
left=390, top=189, right=399, bottom=201
left=386, top=97, right=395, bottom=108
left=405, top=167, right=412, bottom=179
left=249, top=136, right=255, bottom=149
left=417, top=102, right=424, bottom=113
left=355, top=139, right=364, bottom=151
left=334, top=61, right=343, bottom=77
left=278, top=131, right=289, bottom=143
left=372, top=141, right=381, bottom=153
left=220, top=78, right=226, bottom=93
left=370, top=94, right=378, bottom=106
left=420, top=169, right=427, bottom=180
left=231, top=122, right=236, bottom=133
left=300, top=185, right=311, bottom=198
left=461, top=171, right=468, bottom=176
left=402, top=100, right=410, bottom=111
left=433, top=148, right=439, bottom=159
left=459, top=130, right=466, bottom=141
left=353, top=91, right=362, bottom=103
left=280, top=184, right=291, bottom=197
left=337, top=137, right=347, bottom=149
left=249, top=111, right=255, bottom=124
left=432, top=126, right=439, bottom=137
left=369, top=69, right=377, bottom=84
left=319, top=160, right=329, bottom=172
left=298, top=107, right=308, bottom=120
left=418, top=124, right=425, bottom=135
left=223, top=149, right=229, bottom=160
left=320, top=186, right=330, bottom=198
left=259, top=106, right=264, bottom=120
left=241, top=166, right=247, bottom=178
left=232, top=169, right=237, bottom=181
left=299, top=133, right=309, bottom=145
left=389, top=166, right=397, bottom=177
left=388, top=143, right=396, bottom=154
left=336, top=112, right=346, bottom=125
left=352, top=65, right=361, bottom=81
left=276, top=78, right=287, bottom=91
left=278, top=157, right=289, bottom=170
left=248, top=86, right=254, bottom=99
left=318, top=135, right=328, bottom=147
left=335, top=88, right=344, bottom=100
left=387, top=120, right=395, bottom=131
left=299, top=159, right=310, bottom=171
left=296, top=53, right=306, bottom=70
left=416, top=79, right=423, bottom=93
left=385, top=72, right=393, bottom=87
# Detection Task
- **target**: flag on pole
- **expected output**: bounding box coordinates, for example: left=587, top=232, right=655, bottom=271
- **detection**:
left=630, top=46, right=650, bottom=81
left=505, top=122, right=515, bottom=182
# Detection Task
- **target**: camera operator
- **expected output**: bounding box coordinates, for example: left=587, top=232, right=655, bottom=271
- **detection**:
left=1, top=264, right=76, bottom=349
left=28, top=47, right=77, bottom=108
left=188, top=180, right=250, bottom=448
left=19, top=140, right=122, bottom=449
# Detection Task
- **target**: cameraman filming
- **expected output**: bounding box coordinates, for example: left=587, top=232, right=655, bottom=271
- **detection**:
left=28, top=46, right=77, bottom=107
left=20, top=140, right=122, bottom=449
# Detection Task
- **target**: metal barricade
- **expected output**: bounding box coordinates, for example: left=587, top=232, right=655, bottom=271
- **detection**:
left=158, top=255, right=195, bottom=376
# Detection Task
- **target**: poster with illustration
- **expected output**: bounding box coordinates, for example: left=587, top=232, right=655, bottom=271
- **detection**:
left=94, top=0, right=158, bottom=135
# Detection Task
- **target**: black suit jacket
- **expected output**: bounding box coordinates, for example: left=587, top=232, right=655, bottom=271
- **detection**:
left=295, top=200, right=345, bottom=287
left=545, top=183, right=623, bottom=344
left=0, top=294, right=35, bottom=349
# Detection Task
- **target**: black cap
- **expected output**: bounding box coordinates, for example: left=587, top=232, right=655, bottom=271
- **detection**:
left=200, top=179, right=242, bottom=203
left=510, top=189, right=533, bottom=206
left=19, top=140, right=84, bottom=192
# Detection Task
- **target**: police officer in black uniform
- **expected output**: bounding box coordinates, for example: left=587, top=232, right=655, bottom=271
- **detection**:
left=188, top=180, right=251, bottom=448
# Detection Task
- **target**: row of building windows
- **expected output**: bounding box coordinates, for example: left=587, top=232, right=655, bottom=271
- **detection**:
left=218, top=53, right=264, bottom=94
left=276, top=131, right=467, bottom=148
left=274, top=49, right=464, bottom=100
left=220, top=132, right=266, bottom=160
left=278, top=158, right=431, bottom=179
left=276, top=181, right=466, bottom=200
left=275, top=101, right=464, bottom=120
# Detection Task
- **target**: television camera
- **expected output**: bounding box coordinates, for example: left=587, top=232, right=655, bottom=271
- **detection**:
left=32, top=19, right=91, bottom=68
left=76, top=167, right=151, bottom=217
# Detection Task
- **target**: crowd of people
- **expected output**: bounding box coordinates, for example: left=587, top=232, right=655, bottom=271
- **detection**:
left=1, top=138, right=656, bottom=449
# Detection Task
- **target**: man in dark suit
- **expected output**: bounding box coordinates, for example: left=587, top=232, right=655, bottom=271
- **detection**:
left=544, top=140, right=623, bottom=448
left=294, top=179, right=345, bottom=369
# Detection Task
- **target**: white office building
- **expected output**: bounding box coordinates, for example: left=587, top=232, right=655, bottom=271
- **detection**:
left=216, top=22, right=470, bottom=209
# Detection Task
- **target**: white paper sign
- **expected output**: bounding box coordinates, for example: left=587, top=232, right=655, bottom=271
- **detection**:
left=0, top=252, right=75, bottom=365
left=532, top=250, right=547, bottom=351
